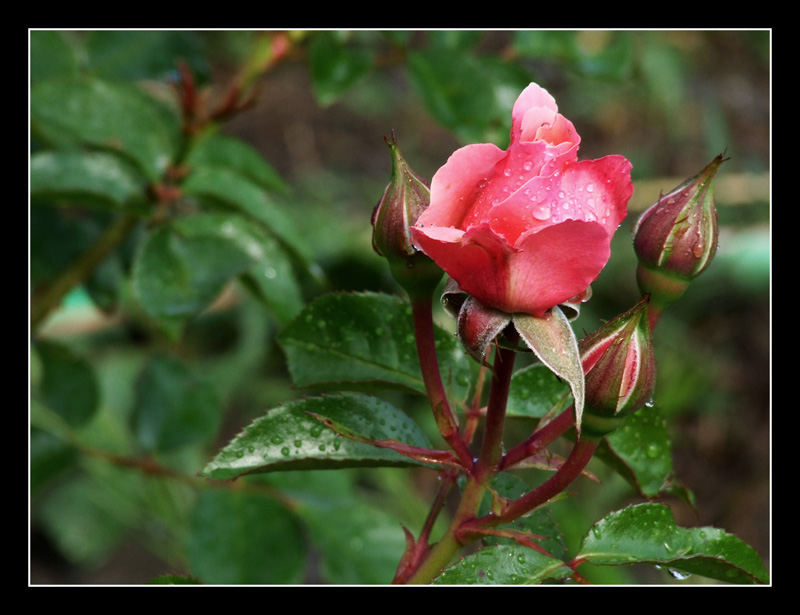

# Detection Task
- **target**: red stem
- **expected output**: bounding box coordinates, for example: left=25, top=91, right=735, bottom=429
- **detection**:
left=463, top=436, right=599, bottom=529
left=411, top=296, right=474, bottom=470
left=500, top=405, right=575, bottom=471
left=474, top=341, right=517, bottom=481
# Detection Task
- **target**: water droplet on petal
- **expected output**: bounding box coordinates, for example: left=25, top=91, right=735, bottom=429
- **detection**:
left=532, top=204, right=551, bottom=220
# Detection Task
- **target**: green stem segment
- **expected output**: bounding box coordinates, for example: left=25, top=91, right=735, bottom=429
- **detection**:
left=411, top=295, right=474, bottom=470
left=404, top=476, right=487, bottom=584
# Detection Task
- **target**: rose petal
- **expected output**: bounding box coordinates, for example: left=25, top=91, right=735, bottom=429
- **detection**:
left=487, top=172, right=564, bottom=245
left=416, top=143, right=506, bottom=230
left=530, top=113, right=581, bottom=154
left=488, top=154, right=632, bottom=246
left=506, top=220, right=611, bottom=316
left=556, top=155, right=633, bottom=234
left=511, top=83, right=558, bottom=142
left=410, top=223, right=513, bottom=312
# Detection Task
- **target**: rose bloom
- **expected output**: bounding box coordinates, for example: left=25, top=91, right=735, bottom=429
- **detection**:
left=411, top=82, right=633, bottom=317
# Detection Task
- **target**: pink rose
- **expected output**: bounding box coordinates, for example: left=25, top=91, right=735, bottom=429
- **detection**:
left=410, top=82, right=633, bottom=317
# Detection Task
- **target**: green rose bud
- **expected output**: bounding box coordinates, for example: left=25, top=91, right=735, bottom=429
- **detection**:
left=371, top=134, right=443, bottom=299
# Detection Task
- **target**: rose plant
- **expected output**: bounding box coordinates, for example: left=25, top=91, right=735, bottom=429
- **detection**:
left=30, top=31, right=769, bottom=586
left=204, top=82, right=768, bottom=585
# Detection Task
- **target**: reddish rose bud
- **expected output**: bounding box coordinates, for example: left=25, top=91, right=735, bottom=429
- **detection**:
left=371, top=134, right=443, bottom=298
left=578, top=296, right=656, bottom=436
left=633, top=154, right=726, bottom=308
left=410, top=82, right=632, bottom=318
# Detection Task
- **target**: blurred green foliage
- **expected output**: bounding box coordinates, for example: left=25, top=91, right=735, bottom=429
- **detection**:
left=29, top=29, right=769, bottom=585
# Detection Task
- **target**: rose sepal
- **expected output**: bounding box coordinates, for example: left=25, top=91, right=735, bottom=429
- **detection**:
left=513, top=306, right=586, bottom=436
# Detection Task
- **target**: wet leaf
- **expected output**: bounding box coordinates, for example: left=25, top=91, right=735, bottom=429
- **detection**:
left=201, top=392, right=435, bottom=480
left=577, top=503, right=769, bottom=584
left=596, top=402, right=677, bottom=498
left=278, top=292, right=470, bottom=400
left=434, top=543, right=573, bottom=585
left=506, top=363, right=571, bottom=419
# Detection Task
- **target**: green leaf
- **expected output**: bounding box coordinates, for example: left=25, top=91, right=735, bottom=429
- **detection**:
left=201, top=392, right=435, bottom=480
left=278, top=292, right=470, bottom=399
left=307, top=31, right=373, bottom=106
left=407, top=48, right=531, bottom=145
left=596, top=403, right=678, bottom=498
left=172, top=212, right=303, bottom=324
left=30, top=427, right=78, bottom=496
left=30, top=205, right=104, bottom=287
left=512, top=31, right=578, bottom=61
left=131, top=354, right=221, bottom=452
left=434, top=544, right=574, bottom=585
left=180, top=165, right=309, bottom=262
left=576, top=503, right=770, bottom=584
left=33, top=473, right=134, bottom=566
left=184, top=131, right=289, bottom=195
left=479, top=473, right=569, bottom=562
left=407, top=49, right=495, bottom=142
left=34, top=340, right=100, bottom=428
left=187, top=488, right=306, bottom=584
left=131, top=222, right=254, bottom=333
left=297, top=498, right=407, bottom=584
left=30, top=30, right=79, bottom=84
left=30, top=150, right=149, bottom=210
left=506, top=363, right=571, bottom=419
left=30, top=76, right=180, bottom=181
left=513, top=306, right=585, bottom=433
left=85, top=30, right=209, bottom=82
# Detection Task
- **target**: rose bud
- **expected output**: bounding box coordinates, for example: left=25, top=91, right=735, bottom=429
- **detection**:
left=371, top=134, right=443, bottom=298
left=578, top=296, right=656, bottom=437
left=410, top=82, right=633, bottom=318
left=633, top=154, right=726, bottom=310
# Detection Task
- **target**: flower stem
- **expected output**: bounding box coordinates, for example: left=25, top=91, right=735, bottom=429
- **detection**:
left=404, top=476, right=486, bottom=584
left=500, top=405, right=575, bottom=471
left=465, top=435, right=599, bottom=530
left=411, top=295, right=473, bottom=469
left=474, top=340, right=517, bottom=481
left=402, top=337, right=519, bottom=584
